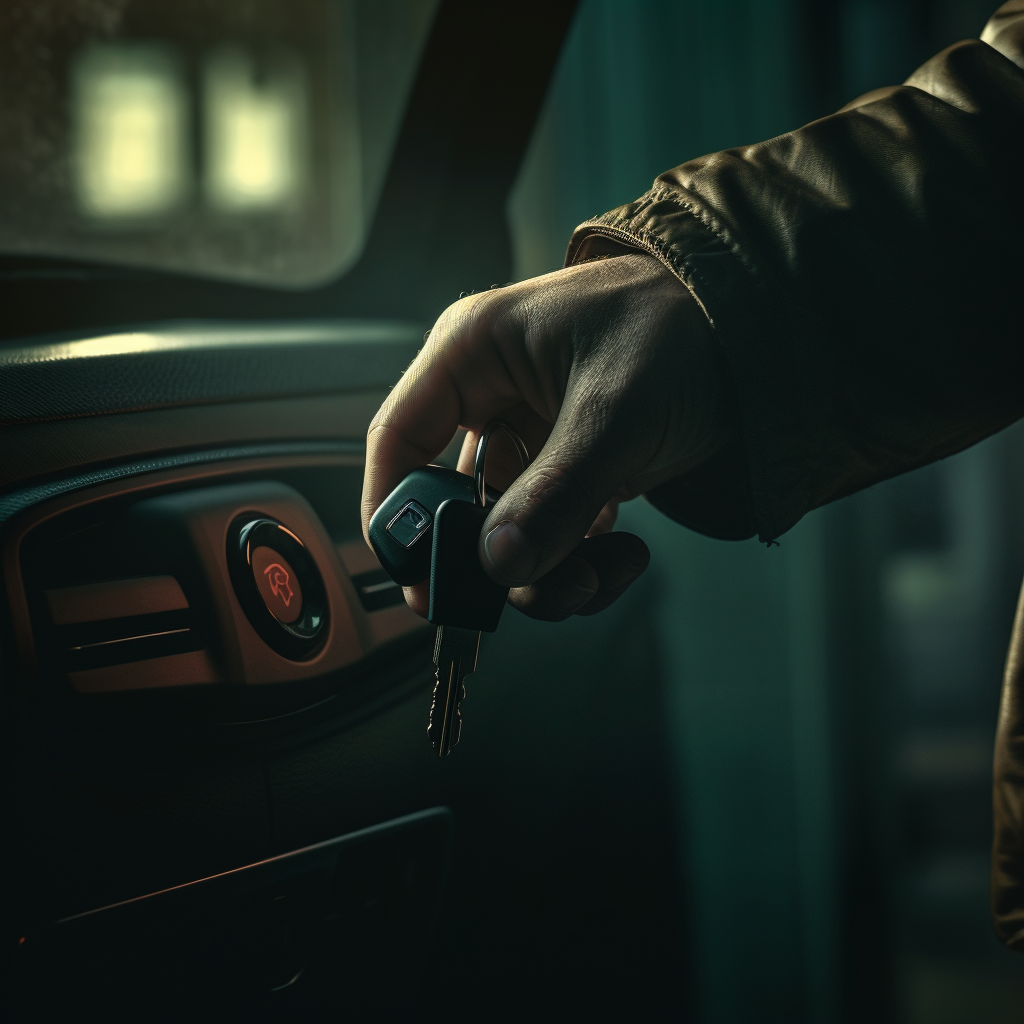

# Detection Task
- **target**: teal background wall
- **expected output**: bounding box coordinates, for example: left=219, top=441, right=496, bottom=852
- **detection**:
left=506, top=2, right=1024, bottom=1022
left=509, top=0, right=802, bottom=282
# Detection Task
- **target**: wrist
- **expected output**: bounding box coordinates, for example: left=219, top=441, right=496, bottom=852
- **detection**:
left=625, top=251, right=735, bottom=478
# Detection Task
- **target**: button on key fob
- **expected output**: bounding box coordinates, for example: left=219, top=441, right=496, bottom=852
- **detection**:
left=368, top=465, right=502, bottom=587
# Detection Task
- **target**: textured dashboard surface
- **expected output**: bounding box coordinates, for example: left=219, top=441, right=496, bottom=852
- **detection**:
left=0, top=320, right=421, bottom=424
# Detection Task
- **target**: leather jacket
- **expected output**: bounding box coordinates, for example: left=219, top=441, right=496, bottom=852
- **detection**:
left=565, top=2, right=1024, bottom=948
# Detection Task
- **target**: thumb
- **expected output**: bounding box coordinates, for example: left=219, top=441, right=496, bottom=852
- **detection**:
left=478, top=396, right=641, bottom=587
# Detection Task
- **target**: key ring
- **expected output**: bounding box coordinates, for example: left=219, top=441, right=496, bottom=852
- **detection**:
left=474, top=420, right=530, bottom=507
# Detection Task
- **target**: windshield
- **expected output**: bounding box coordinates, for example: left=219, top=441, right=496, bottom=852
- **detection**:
left=0, top=0, right=439, bottom=288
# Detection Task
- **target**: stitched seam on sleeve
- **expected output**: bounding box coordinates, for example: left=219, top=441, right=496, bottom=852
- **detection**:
left=573, top=221, right=724, bottom=332
left=642, top=183, right=761, bottom=275
left=582, top=184, right=765, bottom=287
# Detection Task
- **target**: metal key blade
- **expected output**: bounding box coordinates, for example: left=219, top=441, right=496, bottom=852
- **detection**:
left=428, top=625, right=480, bottom=757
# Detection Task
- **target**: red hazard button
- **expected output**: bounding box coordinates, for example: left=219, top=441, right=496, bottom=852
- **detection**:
left=251, top=546, right=304, bottom=624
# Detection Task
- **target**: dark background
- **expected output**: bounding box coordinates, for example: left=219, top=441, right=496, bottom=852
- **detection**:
left=507, top=1, right=1023, bottom=1021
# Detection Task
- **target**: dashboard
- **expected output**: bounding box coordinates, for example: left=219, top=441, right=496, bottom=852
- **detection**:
left=1, top=320, right=684, bottom=1020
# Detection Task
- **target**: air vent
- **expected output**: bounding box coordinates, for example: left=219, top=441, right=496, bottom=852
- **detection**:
left=44, top=576, right=216, bottom=694
left=349, top=568, right=405, bottom=612
left=9, top=464, right=429, bottom=704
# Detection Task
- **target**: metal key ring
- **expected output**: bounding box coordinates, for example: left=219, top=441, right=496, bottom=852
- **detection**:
left=474, top=420, right=530, bottom=507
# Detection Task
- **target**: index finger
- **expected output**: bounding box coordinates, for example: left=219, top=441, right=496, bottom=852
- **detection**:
left=360, top=336, right=462, bottom=545
left=361, top=286, right=544, bottom=543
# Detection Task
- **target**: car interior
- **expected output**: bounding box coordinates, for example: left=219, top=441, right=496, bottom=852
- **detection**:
left=6, top=2, right=1024, bottom=1022
left=0, top=1, right=693, bottom=1019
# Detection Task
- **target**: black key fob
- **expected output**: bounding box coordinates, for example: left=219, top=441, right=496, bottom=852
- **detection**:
left=368, top=465, right=500, bottom=586
left=428, top=499, right=508, bottom=632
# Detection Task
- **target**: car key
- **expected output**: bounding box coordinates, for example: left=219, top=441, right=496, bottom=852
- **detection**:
left=367, top=421, right=527, bottom=590
left=426, top=493, right=512, bottom=756
left=368, top=421, right=530, bottom=757
left=368, top=466, right=502, bottom=587
left=427, top=623, right=479, bottom=755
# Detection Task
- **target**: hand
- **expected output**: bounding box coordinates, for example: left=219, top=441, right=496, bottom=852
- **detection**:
left=361, top=252, right=729, bottom=620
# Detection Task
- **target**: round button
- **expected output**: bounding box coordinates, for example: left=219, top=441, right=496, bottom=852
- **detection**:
left=251, top=546, right=304, bottom=624
left=227, top=516, right=329, bottom=661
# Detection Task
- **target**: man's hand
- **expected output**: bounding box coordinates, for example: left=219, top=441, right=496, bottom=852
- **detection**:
left=361, top=253, right=729, bottom=621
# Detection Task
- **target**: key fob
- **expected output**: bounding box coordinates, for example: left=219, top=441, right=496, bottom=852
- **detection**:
left=368, top=465, right=500, bottom=586
left=428, top=499, right=508, bottom=632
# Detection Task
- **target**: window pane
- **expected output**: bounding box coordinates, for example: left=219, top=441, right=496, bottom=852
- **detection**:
left=73, top=44, right=190, bottom=219
left=202, top=46, right=308, bottom=214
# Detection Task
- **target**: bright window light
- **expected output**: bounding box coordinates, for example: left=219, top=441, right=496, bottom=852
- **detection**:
left=0, top=0, right=439, bottom=286
left=72, top=45, right=189, bottom=219
left=203, top=47, right=307, bottom=213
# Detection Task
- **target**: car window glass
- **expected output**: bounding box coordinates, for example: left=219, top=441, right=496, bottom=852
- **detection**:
left=0, top=0, right=440, bottom=287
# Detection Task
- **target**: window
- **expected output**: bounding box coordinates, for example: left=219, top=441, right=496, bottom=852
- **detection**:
left=0, top=0, right=439, bottom=287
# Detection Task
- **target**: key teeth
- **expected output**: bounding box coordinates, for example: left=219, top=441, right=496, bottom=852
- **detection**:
left=426, top=670, right=463, bottom=753
left=427, top=673, right=444, bottom=747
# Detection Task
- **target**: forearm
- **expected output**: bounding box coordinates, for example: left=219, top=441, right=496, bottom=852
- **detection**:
left=569, top=2, right=1024, bottom=543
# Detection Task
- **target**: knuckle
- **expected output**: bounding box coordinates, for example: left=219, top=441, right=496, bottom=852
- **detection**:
left=432, top=288, right=502, bottom=345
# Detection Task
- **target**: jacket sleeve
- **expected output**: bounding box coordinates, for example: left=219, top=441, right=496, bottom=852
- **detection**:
left=566, top=1, right=1024, bottom=544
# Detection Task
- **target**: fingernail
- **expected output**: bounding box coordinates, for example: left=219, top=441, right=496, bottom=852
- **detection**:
left=483, top=520, right=538, bottom=584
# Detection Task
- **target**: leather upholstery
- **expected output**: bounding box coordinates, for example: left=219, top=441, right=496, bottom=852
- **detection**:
left=565, top=3, right=1024, bottom=948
